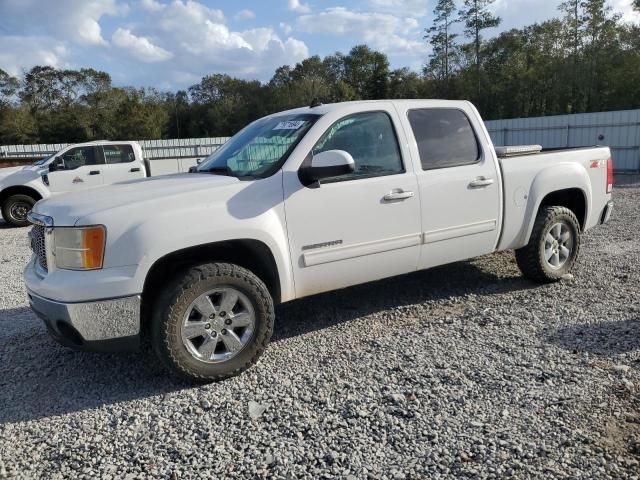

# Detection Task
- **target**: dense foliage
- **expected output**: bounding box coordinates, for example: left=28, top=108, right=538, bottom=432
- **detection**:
left=0, top=0, right=638, bottom=144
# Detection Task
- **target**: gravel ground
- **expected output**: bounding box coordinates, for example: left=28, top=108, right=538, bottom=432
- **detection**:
left=0, top=187, right=639, bottom=480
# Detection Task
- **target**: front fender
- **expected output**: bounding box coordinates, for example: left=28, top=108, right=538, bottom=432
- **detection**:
left=520, top=163, right=591, bottom=246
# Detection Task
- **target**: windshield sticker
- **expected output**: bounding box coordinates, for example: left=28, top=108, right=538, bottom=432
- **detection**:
left=273, top=120, right=306, bottom=130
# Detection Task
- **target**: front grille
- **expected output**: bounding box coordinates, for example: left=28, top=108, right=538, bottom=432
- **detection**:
left=30, top=225, right=48, bottom=271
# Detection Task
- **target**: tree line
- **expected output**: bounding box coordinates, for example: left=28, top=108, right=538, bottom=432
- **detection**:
left=0, top=0, right=638, bottom=145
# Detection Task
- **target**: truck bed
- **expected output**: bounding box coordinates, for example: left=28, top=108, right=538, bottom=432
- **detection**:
left=496, top=145, right=611, bottom=251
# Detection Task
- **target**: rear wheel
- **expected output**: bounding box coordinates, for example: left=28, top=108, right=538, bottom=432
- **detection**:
left=515, top=206, right=581, bottom=283
left=151, top=262, right=274, bottom=382
left=1, top=194, right=36, bottom=227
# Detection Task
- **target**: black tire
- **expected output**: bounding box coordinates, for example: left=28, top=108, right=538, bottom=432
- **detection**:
left=151, top=262, right=274, bottom=382
left=1, top=194, right=36, bottom=227
left=515, top=206, right=581, bottom=283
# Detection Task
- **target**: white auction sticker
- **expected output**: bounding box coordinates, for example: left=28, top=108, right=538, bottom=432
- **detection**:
left=273, top=120, right=306, bottom=130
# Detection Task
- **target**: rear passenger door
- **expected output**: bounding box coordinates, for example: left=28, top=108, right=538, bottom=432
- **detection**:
left=397, top=105, right=502, bottom=269
left=100, top=144, right=144, bottom=184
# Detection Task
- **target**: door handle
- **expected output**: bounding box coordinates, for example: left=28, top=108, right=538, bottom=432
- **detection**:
left=468, top=176, right=494, bottom=188
left=383, top=190, right=414, bottom=202
left=89, top=170, right=101, bottom=175
left=130, top=167, right=141, bottom=172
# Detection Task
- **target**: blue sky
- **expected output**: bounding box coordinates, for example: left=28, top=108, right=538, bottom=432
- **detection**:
left=0, top=0, right=638, bottom=90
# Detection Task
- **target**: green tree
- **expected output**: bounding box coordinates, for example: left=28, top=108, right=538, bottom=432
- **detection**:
left=424, top=0, right=458, bottom=96
left=458, top=0, right=501, bottom=100
left=344, top=45, right=390, bottom=99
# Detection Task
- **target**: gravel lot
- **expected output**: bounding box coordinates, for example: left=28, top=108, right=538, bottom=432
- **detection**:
left=0, top=187, right=639, bottom=479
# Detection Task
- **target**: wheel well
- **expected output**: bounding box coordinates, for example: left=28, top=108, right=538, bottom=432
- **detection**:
left=140, top=239, right=281, bottom=335
left=0, top=186, right=42, bottom=206
left=538, top=188, right=586, bottom=230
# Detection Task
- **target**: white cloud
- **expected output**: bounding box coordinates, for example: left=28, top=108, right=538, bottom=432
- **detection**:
left=368, top=0, right=428, bottom=17
left=234, top=9, right=256, bottom=20
left=113, top=0, right=309, bottom=83
left=140, top=0, right=165, bottom=12
left=288, top=0, right=311, bottom=14
left=0, top=0, right=124, bottom=46
left=0, top=36, right=69, bottom=76
left=280, top=22, right=293, bottom=35
left=611, top=0, right=640, bottom=22
left=296, top=7, right=423, bottom=55
left=112, top=28, right=173, bottom=62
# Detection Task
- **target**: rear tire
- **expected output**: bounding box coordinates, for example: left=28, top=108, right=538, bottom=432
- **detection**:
left=1, top=194, right=36, bottom=227
left=151, top=262, right=274, bottom=382
left=515, top=206, right=581, bottom=283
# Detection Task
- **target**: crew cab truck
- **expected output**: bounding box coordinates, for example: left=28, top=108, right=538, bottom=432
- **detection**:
left=24, top=100, right=614, bottom=382
left=0, top=141, right=146, bottom=227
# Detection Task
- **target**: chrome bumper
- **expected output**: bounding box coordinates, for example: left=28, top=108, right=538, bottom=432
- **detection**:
left=28, top=291, right=141, bottom=352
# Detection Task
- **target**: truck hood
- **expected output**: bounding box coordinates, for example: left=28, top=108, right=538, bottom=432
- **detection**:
left=32, top=173, right=241, bottom=225
left=0, top=164, right=46, bottom=185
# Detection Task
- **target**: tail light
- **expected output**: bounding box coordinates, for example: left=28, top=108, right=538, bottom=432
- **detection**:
left=606, top=157, right=613, bottom=194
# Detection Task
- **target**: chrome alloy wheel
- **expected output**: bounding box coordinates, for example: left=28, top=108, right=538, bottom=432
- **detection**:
left=544, top=222, right=573, bottom=269
left=181, top=287, right=256, bottom=363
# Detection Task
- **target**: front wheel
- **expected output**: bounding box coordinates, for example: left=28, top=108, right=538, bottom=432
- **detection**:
left=515, top=206, right=581, bottom=283
left=1, top=194, right=36, bottom=227
left=151, top=262, right=274, bottom=382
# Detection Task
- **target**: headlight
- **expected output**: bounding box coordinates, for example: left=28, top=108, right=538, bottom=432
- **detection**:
left=54, top=226, right=106, bottom=270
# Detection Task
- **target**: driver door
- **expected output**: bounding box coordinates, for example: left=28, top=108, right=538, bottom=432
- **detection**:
left=47, top=146, right=105, bottom=193
left=283, top=107, right=422, bottom=298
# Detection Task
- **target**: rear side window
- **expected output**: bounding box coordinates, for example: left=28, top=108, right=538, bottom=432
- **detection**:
left=102, top=145, right=135, bottom=164
left=408, top=109, right=480, bottom=170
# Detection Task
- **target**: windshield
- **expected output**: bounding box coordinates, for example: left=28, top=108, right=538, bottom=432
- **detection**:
left=197, top=113, right=319, bottom=179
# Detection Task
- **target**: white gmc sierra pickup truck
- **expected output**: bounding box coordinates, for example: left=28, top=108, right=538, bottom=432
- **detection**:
left=24, top=100, right=614, bottom=382
left=0, top=141, right=146, bottom=227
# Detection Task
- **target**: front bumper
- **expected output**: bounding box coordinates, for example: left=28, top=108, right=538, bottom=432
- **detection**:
left=28, top=290, right=141, bottom=352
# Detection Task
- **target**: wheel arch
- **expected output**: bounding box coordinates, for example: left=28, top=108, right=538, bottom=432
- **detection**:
left=140, top=239, right=281, bottom=336
left=0, top=185, right=43, bottom=206
left=520, top=164, right=591, bottom=246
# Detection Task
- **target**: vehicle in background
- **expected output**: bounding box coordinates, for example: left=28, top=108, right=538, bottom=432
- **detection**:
left=0, top=141, right=146, bottom=227
left=24, top=100, right=614, bottom=382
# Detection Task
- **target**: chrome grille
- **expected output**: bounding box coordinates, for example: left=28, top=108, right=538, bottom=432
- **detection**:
left=30, top=225, right=48, bottom=271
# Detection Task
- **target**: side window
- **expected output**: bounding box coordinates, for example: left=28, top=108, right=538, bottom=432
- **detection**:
left=408, top=109, right=480, bottom=170
left=60, top=146, right=98, bottom=170
left=312, top=111, right=404, bottom=182
left=102, top=145, right=135, bottom=164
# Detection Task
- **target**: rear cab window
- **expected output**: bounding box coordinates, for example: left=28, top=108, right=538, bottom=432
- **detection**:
left=407, top=108, right=480, bottom=170
left=102, top=145, right=136, bottom=164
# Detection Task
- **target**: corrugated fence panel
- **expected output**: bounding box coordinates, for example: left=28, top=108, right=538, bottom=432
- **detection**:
left=0, top=138, right=231, bottom=172
left=486, top=109, right=640, bottom=172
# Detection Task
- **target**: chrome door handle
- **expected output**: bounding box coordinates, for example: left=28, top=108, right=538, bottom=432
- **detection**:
left=383, top=190, right=414, bottom=201
left=468, top=177, right=494, bottom=188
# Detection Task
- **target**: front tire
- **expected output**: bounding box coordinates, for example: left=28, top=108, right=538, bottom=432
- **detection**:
left=1, top=194, right=36, bottom=227
left=515, top=206, right=581, bottom=283
left=151, top=262, right=274, bottom=382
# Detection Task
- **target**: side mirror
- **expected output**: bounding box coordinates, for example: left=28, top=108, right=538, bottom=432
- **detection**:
left=196, top=158, right=203, bottom=165
left=50, top=157, right=64, bottom=172
left=299, top=150, right=355, bottom=185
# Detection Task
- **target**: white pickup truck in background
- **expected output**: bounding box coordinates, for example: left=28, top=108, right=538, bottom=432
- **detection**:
left=0, top=141, right=146, bottom=226
left=24, top=100, right=614, bottom=382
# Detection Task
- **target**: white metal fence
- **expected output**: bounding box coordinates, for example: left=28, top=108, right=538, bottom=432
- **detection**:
left=0, top=137, right=231, bottom=175
left=485, top=109, right=640, bottom=172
